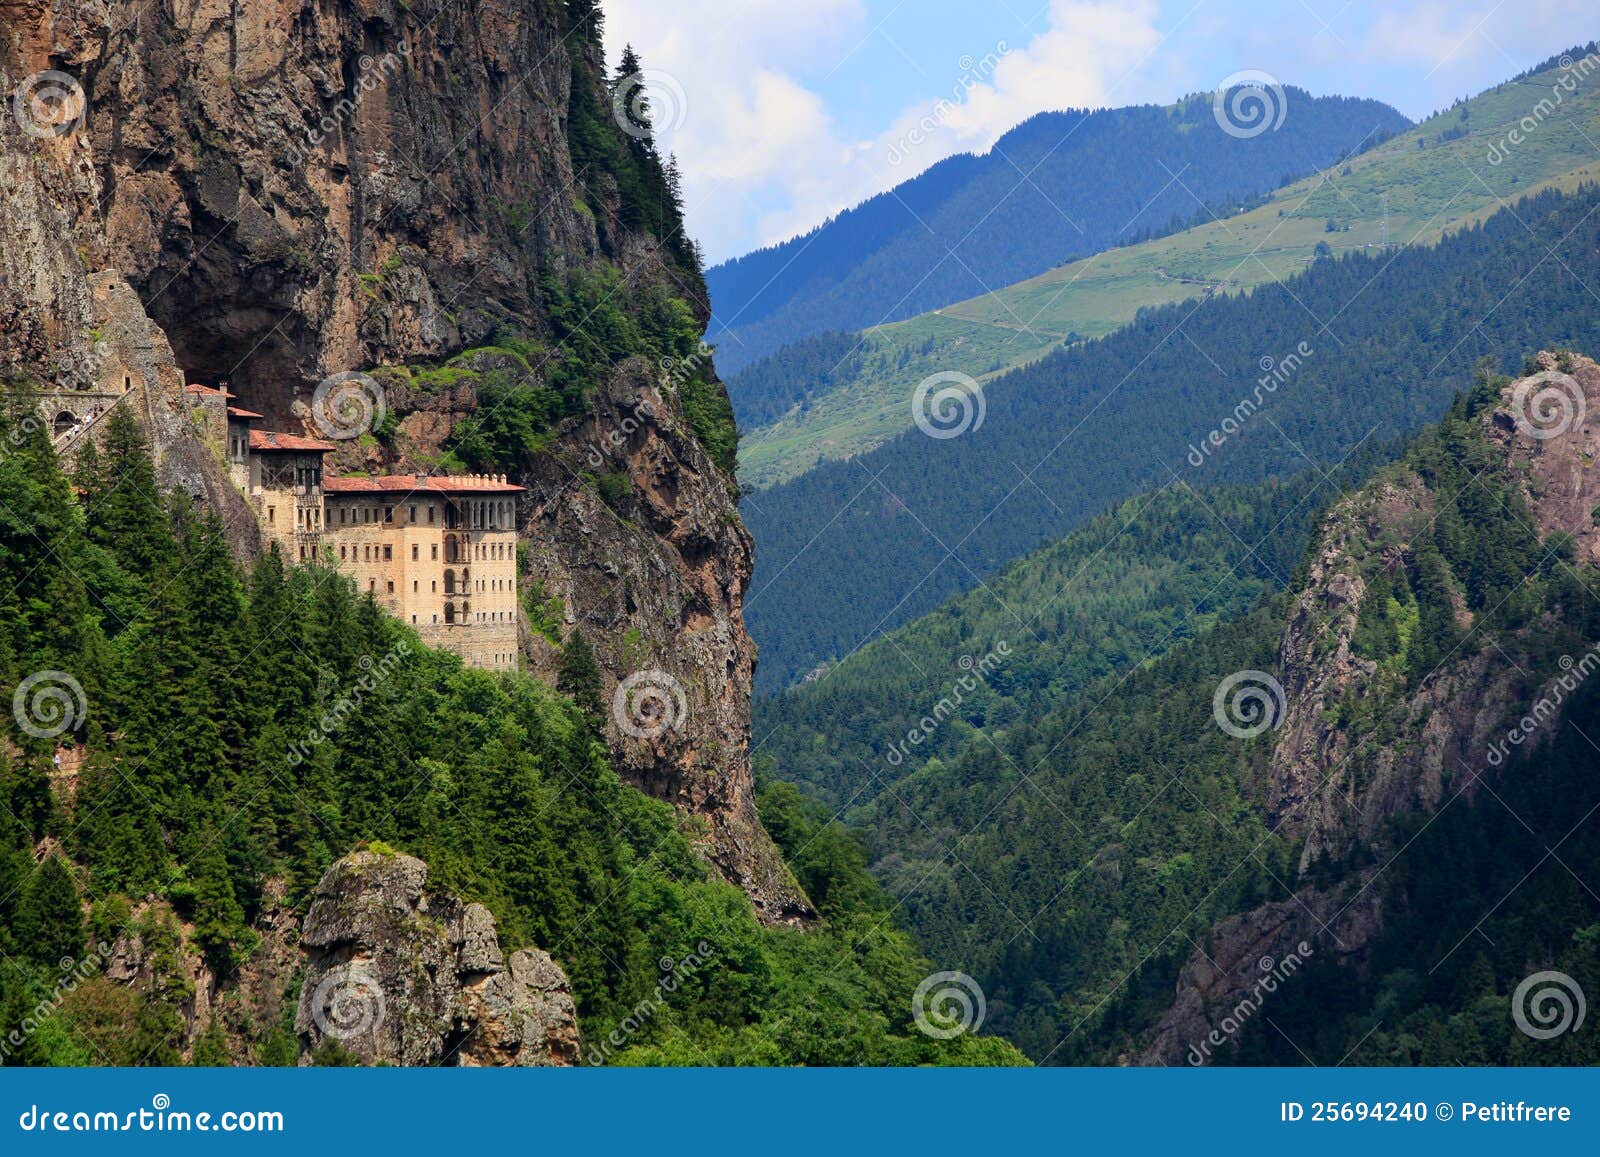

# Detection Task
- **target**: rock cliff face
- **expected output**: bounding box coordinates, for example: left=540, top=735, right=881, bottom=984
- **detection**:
left=65, top=0, right=661, bottom=410
left=1269, top=353, right=1600, bottom=867
left=295, top=850, right=580, bottom=1066
left=0, top=10, right=256, bottom=543
left=1148, top=353, right=1600, bottom=1063
left=1265, top=476, right=1530, bottom=869
left=519, top=358, right=810, bottom=922
left=0, top=0, right=801, bottom=916
left=1138, top=874, right=1386, bottom=1066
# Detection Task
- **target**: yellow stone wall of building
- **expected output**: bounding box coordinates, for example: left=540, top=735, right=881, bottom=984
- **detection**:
left=321, top=489, right=521, bottom=672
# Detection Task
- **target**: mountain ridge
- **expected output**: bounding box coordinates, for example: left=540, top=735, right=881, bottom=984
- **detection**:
left=733, top=45, right=1600, bottom=491
left=708, top=89, right=1409, bottom=373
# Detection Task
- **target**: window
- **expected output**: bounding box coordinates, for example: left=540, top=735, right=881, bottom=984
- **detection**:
left=369, top=579, right=376, bottom=591
left=386, top=581, right=394, bottom=594
left=413, top=581, right=418, bottom=592
left=410, top=505, right=417, bottom=523
left=431, top=581, right=436, bottom=592
left=268, top=506, right=276, bottom=524
left=384, top=506, right=394, bottom=523
left=428, top=506, right=436, bottom=525
left=412, top=544, right=419, bottom=561
left=340, top=545, right=347, bottom=560
left=431, top=544, right=439, bottom=561
left=383, top=544, right=393, bottom=561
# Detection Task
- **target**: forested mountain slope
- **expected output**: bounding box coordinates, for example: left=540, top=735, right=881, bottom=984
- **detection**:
left=708, top=91, right=1407, bottom=373
left=0, top=407, right=1024, bottom=1067
left=746, top=182, right=1600, bottom=692
left=753, top=468, right=1367, bottom=806
left=790, top=359, right=1600, bottom=1064
left=734, top=46, right=1600, bottom=490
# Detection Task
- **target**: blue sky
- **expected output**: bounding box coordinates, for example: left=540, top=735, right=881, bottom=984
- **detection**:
left=606, top=0, right=1595, bottom=263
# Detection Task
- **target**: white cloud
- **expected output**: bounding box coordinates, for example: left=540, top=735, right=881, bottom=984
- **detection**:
left=606, top=0, right=1164, bottom=261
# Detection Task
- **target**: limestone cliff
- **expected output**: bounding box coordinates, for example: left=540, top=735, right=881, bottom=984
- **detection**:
left=0, top=0, right=803, bottom=918
left=1147, top=353, right=1600, bottom=1063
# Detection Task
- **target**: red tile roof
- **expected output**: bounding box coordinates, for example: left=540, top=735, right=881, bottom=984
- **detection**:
left=323, top=474, right=524, bottom=495
left=249, top=430, right=337, bottom=453
left=227, top=406, right=264, bottom=420
left=185, top=383, right=233, bottom=398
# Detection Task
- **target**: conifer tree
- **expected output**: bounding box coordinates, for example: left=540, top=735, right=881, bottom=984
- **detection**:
left=15, top=856, right=83, bottom=969
left=185, top=830, right=254, bottom=971
left=82, top=408, right=169, bottom=581
left=557, top=629, right=606, bottom=730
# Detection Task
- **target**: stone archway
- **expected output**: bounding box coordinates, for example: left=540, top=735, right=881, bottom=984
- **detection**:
left=52, top=411, right=77, bottom=437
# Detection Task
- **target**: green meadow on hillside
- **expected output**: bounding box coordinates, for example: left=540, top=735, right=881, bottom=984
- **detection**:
left=736, top=49, right=1600, bottom=490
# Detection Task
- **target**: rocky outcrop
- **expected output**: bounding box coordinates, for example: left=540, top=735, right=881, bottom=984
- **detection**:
left=1488, top=352, right=1600, bottom=563
left=1138, top=874, right=1385, bottom=1065
left=1266, top=476, right=1530, bottom=868
left=1149, top=353, right=1600, bottom=1061
left=1269, top=354, right=1600, bottom=867
left=295, top=850, right=580, bottom=1067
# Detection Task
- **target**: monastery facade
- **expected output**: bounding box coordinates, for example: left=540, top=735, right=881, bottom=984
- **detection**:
left=191, top=384, right=523, bottom=671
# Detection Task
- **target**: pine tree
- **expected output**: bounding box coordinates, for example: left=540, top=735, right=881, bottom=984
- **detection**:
left=185, top=830, right=254, bottom=971
left=565, top=0, right=603, bottom=43
left=15, top=856, right=83, bottom=969
left=557, top=630, right=606, bottom=730
left=81, top=408, right=169, bottom=580
left=613, top=46, right=657, bottom=150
